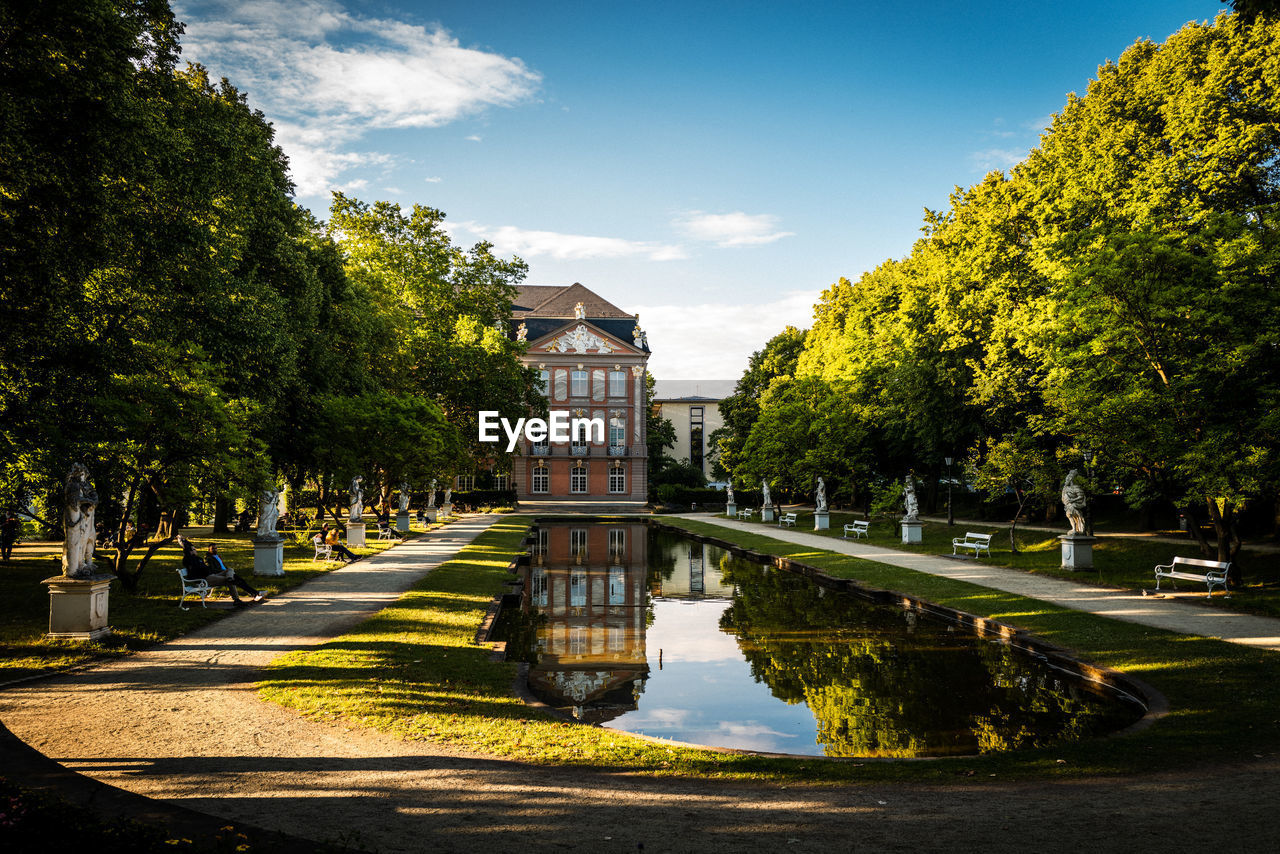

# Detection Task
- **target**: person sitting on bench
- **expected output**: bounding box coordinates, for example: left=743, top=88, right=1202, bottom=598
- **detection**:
left=206, top=543, right=264, bottom=602
left=322, top=523, right=360, bottom=562
left=178, top=537, right=259, bottom=606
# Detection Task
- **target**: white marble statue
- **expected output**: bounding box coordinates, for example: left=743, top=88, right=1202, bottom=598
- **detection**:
left=726, top=482, right=735, bottom=504
left=62, top=463, right=98, bottom=578
left=761, top=479, right=771, bottom=507
left=1062, top=469, right=1088, bottom=535
left=444, top=486, right=452, bottom=505
left=516, top=322, right=528, bottom=342
left=574, top=301, right=586, bottom=319
left=257, top=487, right=280, bottom=536
left=349, top=475, right=364, bottom=522
left=427, top=478, right=437, bottom=508
left=816, top=477, right=828, bottom=513
left=398, top=481, right=411, bottom=513
left=903, top=476, right=919, bottom=521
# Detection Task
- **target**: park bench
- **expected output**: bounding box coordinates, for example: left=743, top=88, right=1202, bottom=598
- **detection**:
left=377, top=521, right=396, bottom=540
left=313, top=541, right=334, bottom=562
left=176, top=567, right=222, bottom=610
left=737, top=508, right=754, bottom=520
left=779, top=512, right=797, bottom=528
left=1154, top=556, right=1233, bottom=597
left=843, top=520, right=870, bottom=539
left=952, top=532, right=992, bottom=558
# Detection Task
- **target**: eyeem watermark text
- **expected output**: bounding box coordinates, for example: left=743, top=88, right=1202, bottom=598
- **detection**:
left=479, top=411, right=605, bottom=452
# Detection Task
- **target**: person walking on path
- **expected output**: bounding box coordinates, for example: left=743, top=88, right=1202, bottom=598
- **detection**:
left=0, top=509, right=19, bottom=560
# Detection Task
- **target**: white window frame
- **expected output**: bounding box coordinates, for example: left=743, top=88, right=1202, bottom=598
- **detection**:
left=608, top=370, right=626, bottom=397
left=571, top=463, right=588, bottom=493
left=570, top=369, right=588, bottom=397
left=531, top=463, right=549, bottom=494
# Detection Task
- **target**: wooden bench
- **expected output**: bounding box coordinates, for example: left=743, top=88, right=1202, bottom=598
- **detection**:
left=952, top=532, right=992, bottom=558
left=737, top=508, right=754, bottom=520
left=176, top=568, right=220, bottom=610
left=778, top=512, right=797, bottom=528
left=843, top=520, right=870, bottom=539
left=1155, top=556, right=1232, bottom=597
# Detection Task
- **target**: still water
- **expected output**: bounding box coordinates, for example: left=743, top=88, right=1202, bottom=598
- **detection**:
left=501, top=523, right=1144, bottom=757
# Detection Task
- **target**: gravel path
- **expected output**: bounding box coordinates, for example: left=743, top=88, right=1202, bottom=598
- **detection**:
left=3, top=514, right=1280, bottom=852
left=681, top=514, right=1280, bottom=651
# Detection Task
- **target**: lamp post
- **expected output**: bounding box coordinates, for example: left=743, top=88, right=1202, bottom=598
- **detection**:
left=944, top=456, right=954, bottom=527
left=1082, top=450, right=1094, bottom=536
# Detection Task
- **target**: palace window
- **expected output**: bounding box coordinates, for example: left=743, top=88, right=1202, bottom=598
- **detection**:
left=538, top=369, right=550, bottom=397
left=608, top=528, right=626, bottom=559
left=531, top=462, right=548, bottom=494
left=455, top=474, right=475, bottom=491
left=571, top=462, right=588, bottom=493
left=492, top=472, right=509, bottom=491
left=571, top=369, right=588, bottom=397
left=609, top=416, right=626, bottom=450
left=609, top=461, right=626, bottom=494
left=570, top=528, right=588, bottom=559
left=608, top=370, right=626, bottom=397
left=690, top=406, right=704, bottom=473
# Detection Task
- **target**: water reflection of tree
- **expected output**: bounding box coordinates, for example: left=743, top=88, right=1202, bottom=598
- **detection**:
left=646, top=530, right=682, bottom=582
left=718, top=559, right=1138, bottom=757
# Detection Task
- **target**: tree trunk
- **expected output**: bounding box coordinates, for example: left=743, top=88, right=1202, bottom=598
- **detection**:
left=1205, top=499, right=1242, bottom=585
left=212, top=495, right=230, bottom=533
left=1185, top=503, right=1214, bottom=557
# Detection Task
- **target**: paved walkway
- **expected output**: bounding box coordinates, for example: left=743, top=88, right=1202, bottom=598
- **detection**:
left=4, top=513, right=1280, bottom=851
left=679, top=514, right=1280, bottom=651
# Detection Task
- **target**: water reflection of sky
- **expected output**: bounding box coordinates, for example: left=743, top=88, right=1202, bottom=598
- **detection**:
left=604, top=598, right=822, bottom=754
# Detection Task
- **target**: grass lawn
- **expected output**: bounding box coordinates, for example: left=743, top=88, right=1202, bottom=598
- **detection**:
left=256, top=513, right=1280, bottom=784
left=724, top=509, right=1280, bottom=617
left=0, top=523, right=421, bottom=684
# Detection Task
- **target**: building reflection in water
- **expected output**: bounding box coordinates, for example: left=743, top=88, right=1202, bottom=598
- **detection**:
left=520, top=523, right=730, bottom=723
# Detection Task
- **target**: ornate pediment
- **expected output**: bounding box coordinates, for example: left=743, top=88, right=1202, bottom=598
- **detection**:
left=544, top=323, right=615, bottom=354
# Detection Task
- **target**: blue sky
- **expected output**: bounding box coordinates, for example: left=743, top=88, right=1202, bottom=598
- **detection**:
left=175, top=0, right=1217, bottom=379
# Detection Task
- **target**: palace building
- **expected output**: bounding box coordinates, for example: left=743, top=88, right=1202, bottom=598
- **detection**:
left=508, top=283, right=650, bottom=501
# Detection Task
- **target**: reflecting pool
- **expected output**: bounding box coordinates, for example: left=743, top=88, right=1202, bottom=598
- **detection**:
left=501, top=523, right=1145, bottom=757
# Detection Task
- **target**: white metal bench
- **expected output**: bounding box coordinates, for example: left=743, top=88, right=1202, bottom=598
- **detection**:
left=313, top=541, right=334, bottom=562
left=737, top=508, right=754, bottom=520
left=377, top=522, right=395, bottom=540
left=779, top=512, right=797, bottom=528
left=176, top=567, right=219, bottom=610
left=843, top=520, right=870, bottom=539
left=952, top=532, right=992, bottom=557
left=1155, top=556, right=1232, bottom=597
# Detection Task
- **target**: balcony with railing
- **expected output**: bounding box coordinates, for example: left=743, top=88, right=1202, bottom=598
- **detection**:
left=608, top=444, right=628, bottom=457
left=570, top=443, right=590, bottom=457
left=530, top=443, right=550, bottom=456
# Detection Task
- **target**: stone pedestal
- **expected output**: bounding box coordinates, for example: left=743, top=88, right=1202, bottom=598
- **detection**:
left=901, top=519, right=923, bottom=544
left=1060, top=533, right=1097, bottom=571
left=43, top=574, right=113, bottom=640
left=252, top=534, right=285, bottom=577
left=725, top=502, right=737, bottom=518
left=396, top=511, right=410, bottom=533
left=424, top=507, right=438, bottom=523
left=813, top=511, right=830, bottom=531
left=440, top=503, right=453, bottom=519
left=347, top=521, right=366, bottom=548
left=761, top=507, right=775, bottom=523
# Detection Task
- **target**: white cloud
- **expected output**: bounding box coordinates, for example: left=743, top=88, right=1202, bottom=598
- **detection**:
left=466, top=134, right=484, bottom=142
left=673, top=210, right=795, bottom=248
left=424, top=176, right=443, bottom=183
left=455, top=222, right=687, bottom=262
left=176, top=1, right=540, bottom=197
left=633, top=291, right=819, bottom=380
left=969, top=147, right=1027, bottom=172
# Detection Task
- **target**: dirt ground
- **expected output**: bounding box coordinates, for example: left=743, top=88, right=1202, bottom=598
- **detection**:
left=4, top=515, right=1279, bottom=853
